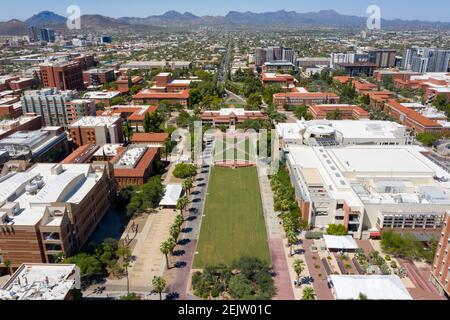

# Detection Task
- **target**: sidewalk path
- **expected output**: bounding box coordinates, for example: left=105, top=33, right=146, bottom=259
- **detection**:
left=258, top=164, right=295, bottom=300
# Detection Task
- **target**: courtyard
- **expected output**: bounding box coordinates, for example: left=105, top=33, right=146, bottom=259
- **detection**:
left=193, top=166, right=271, bottom=268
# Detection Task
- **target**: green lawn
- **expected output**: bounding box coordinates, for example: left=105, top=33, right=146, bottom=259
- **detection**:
left=213, top=138, right=255, bottom=162
left=193, top=166, right=271, bottom=268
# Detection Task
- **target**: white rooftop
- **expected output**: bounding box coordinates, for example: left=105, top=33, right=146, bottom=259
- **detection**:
left=0, top=264, right=80, bottom=300
left=0, top=163, right=105, bottom=226
left=69, top=116, right=120, bottom=128
left=93, top=144, right=122, bottom=157
left=83, top=91, right=120, bottom=99
left=115, top=145, right=147, bottom=168
left=323, top=235, right=358, bottom=250
left=329, top=275, right=412, bottom=300
left=159, top=184, right=183, bottom=207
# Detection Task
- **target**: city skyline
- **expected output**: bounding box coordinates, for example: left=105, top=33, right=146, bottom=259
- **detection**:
left=1, top=0, right=450, bottom=23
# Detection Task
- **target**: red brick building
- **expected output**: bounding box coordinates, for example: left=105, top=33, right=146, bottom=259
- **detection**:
left=384, top=99, right=445, bottom=134
left=40, top=62, right=84, bottom=91
left=83, top=68, right=116, bottom=87
left=115, top=76, right=144, bottom=94
left=431, top=212, right=450, bottom=298
left=309, top=104, right=370, bottom=120
left=273, top=89, right=340, bottom=107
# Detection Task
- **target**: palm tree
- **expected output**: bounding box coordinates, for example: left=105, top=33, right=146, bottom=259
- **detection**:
left=293, top=259, right=305, bottom=285
left=167, top=237, right=177, bottom=255
left=3, top=260, right=12, bottom=276
left=174, top=214, right=184, bottom=231
left=170, top=224, right=180, bottom=240
left=152, top=276, right=166, bottom=301
left=176, top=196, right=189, bottom=217
left=182, top=178, right=194, bottom=196
left=287, top=231, right=297, bottom=256
left=160, top=241, right=171, bottom=269
left=302, top=287, right=316, bottom=300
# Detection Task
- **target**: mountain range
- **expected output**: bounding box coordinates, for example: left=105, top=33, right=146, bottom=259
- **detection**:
left=1, top=9, right=450, bottom=35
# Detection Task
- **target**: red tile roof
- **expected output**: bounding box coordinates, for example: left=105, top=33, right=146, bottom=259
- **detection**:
left=131, top=133, right=169, bottom=143
left=133, top=89, right=190, bottom=100
left=386, top=99, right=443, bottom=128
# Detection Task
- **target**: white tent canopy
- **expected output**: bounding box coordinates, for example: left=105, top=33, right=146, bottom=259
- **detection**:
left=159, top=184, right=183, bottom=207
left=329, top=275, right=413, bottom=300
left=323, top=235, right=358, bottom=250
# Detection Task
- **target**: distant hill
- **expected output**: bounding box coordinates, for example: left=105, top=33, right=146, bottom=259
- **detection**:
left=0, top=19, right=28, bottom=35
left=25, top=11, right=66, bottom=26
left=1, top=9, right=449, bottom=35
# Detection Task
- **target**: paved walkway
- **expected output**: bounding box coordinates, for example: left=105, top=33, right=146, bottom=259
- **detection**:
left=257, top=164, right=295, bottom=300
left=164, top=137, right=214, bottom=299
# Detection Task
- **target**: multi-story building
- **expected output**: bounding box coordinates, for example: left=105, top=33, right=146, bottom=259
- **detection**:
left=132, top=72, right=198, bottom=106
left=28, top=26, right=38, bottom=43
left=384, top=100, right=445, bottom=134
left=99, top=105, right=158, bottom=131
left=68, top=116, right=123, bottom=148
left=336, top=62, right=377, bottom=77
left=255, top=46, right=296, bottom=67
left=0, top=115, right=43, bottom=140
left=309, top=104, right=370, bottom=120
left=21, top=88, right=94, bottom=127
left=431, top=212, right=450, bottom=298
left=39, top=28, right=55, bottom=43
left=283, top=144, right=450, bottom=239
left=403, top=48, right=450, bottom=73
left=82, top=91, right=120, bottom=107
left=261, top=73, right=295, bottom=88
left=114, top=76, right=144, bottom=94
left=40, top=61, right=84, bottom=91
left=83, top=68, right=115, bottom=87
left=0, top=127, right=69, bottom=164
left=0, top=162, right=114, bottom=266
left=62, top=144, right=161, bottom=190
left=0, top=264, right=81, bottom=300
left=276, top=119, right=409, bottom=147
left=273, top=88, right=339, bottom=107
left=200, top=108, right=268, bottom=127
left=368, top=49, right=397, bottom=68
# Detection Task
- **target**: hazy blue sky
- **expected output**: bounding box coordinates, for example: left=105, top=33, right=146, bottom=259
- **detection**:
left=1, top=0, right=450, bottom=22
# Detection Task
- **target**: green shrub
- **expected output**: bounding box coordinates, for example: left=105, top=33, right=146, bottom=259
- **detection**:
left=390, top=261, right=398, bottom=269
left=305, top=231, right=323, bottom=240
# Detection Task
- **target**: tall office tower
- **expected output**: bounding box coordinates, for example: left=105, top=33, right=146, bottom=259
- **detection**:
left=368, top=49, right=397, bottom=68
left=282, top=47, right=295, bottom=64
left=403, top=47, right=450, bottom=72
left=273, top=47, right=283, bottom=61
left=39, top=28, right=55, bottom=43
left=40, top=61, right=84, bottom=91
left=28, top=25, right=38, bottom=43
left=255, top=48, right=267, bottom=67
left=424, top=48, right=450, bottom=73
left=266, top=47, right=275, bottom=62
left=20, top=88, right=92, bottom=127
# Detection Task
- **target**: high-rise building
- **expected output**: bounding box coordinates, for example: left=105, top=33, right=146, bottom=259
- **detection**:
left=100, top=35, right=112, bottom=44
left=255, top=46, right=296, bottom=67
left=28, top=26, right=38, bottom=43
left=0, top=162, right=114, bottom=266
left=39, top=28, right=55, bottom=43
left=68, top=116, right=124, bottom=148
left=40, top=61, right=84, bottom=91
left=21, top=88, right=94, bottom=127
left=368, top=49, right=397, bottom=68
left=403, top=47, right=450, bottom=73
